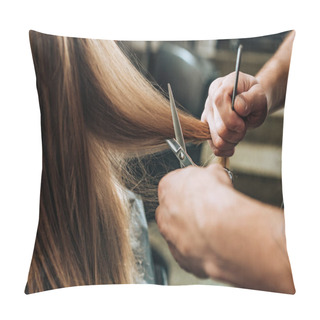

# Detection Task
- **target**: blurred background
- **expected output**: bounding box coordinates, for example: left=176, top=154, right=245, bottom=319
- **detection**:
left=119, top=31, right=290, bottom=286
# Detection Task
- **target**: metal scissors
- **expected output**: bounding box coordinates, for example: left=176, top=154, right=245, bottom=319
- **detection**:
left=165, top=84, right=195, bottom=168
left=165, top=83, right=233, bottom=181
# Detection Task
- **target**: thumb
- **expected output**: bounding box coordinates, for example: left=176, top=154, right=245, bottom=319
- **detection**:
left=234, top=84, right=267, bottom=118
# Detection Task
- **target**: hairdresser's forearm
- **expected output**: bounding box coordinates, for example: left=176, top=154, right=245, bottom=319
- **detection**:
left=256, top=31, right=295, bottom=113
left=203, top=193, right=295, bottom=293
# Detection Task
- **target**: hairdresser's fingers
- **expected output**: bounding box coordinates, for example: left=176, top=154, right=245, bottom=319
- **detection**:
left=202, top=77, right=249, bottom=156
left=201, top=77, right=224, bottom=119
left=218, top=72, right=267, bottom=128
left=201, top=78, right=223, bottom=122
left=205, top=107, right=237, bottom=157
left=210, top=101, right=246, bottom=145
left=209, top=75, right=246, bottom=134
left=203, top=98, right=235, bottom=150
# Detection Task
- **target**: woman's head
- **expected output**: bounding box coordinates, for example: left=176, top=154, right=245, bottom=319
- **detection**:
left=26, top=31, right=210, bottom=293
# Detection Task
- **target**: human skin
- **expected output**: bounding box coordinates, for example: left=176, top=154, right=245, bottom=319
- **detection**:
left=155, top=164, right=295, bottom=293
left=201, top=31, right=295, bottom=156
left=155, top=31, right=296, bottom=293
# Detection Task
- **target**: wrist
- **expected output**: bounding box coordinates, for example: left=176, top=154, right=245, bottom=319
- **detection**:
left=259, top=204, right=295, bottom=293
left=256, top=72, right=274, bottom=114
left=256, top=54, right=290, bottom=114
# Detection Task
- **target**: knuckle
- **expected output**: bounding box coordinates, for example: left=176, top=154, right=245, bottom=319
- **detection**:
left=223, top=73, right=236, bottom=89
left=229, top=116, right=244, bottom=133
left=209, top=82, right=215, bottom=95
left=224, top=148, right=235, bottom=157
left=158, top=177, right=164, bottom=193
left=208, top=163, right=222, bottom=173
left=155, top=206, right=161, bottom=224
left=213, top=149, right=233, bottom=157
left=155, top=208, right=169, bottom=237
left=178, top=242, right=190, bottom=257
left=203, top=261, right=221, bottom=280
left=237, top=130, right=246, bottom=141
left=227, top=131, right=243, bottom=144
left=213, top=88, right=224, bottom=107
left=156, top=216, right=165, bottom=234
left=202, top=98, right=210, bottom=114
left=158, top=176, right=167, bottom=199
left=200, top=111, right=207, bottom=122
left=216, top=122, right=228, bottom=139
left=185, top=164, right=197, bottom=175
left=209, top=78, right=221, bottom=95
left=213, top=136, right=225, bottom=150
left=229, top=122, right=242, bottom=132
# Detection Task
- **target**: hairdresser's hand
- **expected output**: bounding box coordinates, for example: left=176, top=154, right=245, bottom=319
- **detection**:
left=156, top=164, right=233, bottom=278
left=201, top=72, right=268, bottom=157
left=156, top=164, right=295, bottom=293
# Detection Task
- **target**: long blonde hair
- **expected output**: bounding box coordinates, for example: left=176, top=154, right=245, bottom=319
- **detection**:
left=26, top=31, right=211, bottom=293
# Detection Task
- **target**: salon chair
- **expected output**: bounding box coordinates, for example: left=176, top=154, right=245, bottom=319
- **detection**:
left=150, top=42, right=219, bottom=119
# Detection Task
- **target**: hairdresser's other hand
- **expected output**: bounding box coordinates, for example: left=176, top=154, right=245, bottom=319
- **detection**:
left=201, top=72, right=268, bottom=157
left=155, top=164, right=295, bottom=293
left=156, top=164, right=233, bottom=278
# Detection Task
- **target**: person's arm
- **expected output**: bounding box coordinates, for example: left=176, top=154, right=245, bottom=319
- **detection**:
left=256, top=30, right=295, bottom=113
left=156, top=164, right=295, bottom=294
left=201, top=31, right=295, bottom=156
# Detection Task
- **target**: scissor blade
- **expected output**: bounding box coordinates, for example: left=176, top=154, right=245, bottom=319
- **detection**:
left=168, top=83, right=186, bottom=152
left=166, top=138, right=195, bottom=168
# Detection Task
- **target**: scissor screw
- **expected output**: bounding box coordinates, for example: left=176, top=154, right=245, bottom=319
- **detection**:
left=179, top=153, right=185, bottom=160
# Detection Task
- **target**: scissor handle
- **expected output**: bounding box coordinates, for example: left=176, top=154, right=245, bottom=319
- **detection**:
left=166, top=139, right=195, bottom=168
left=166, top=139, right=233, bottom=182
